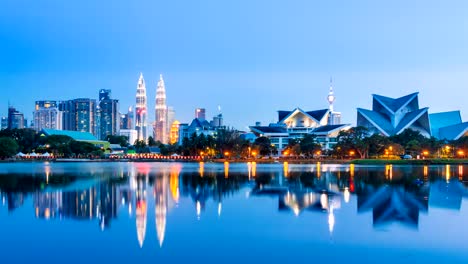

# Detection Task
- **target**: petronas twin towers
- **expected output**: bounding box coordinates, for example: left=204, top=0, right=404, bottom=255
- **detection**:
left=135, top=73, right=169, bottom=143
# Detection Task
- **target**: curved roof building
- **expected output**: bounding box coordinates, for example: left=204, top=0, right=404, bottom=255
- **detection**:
left=357, top=92, right=431, bottom=137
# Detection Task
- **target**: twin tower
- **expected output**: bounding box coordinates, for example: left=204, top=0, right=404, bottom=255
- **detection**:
left=135, top=73, right=170, bottom=143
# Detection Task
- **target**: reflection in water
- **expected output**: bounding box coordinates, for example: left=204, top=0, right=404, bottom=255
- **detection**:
left=1, top=163, right=468, bottom=250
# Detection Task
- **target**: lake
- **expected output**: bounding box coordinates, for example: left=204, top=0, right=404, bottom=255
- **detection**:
left=0, top=162, right=467, bottom=263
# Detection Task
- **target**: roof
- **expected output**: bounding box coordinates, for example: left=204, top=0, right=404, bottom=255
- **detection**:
left=357, top=108, right=394, bottom=136
left=41, top=129, right=98, bottom=141
left=439, top=122, right=468, bottom=140
left=278, top=108, right=329, bottom=124
left=429, top=111, right=462, bottom=138
left=250, top=126, right=287, bottom=134
left=373, top=92, right=418, bottom=113
left=278, top=111, right=291, bottom=122
left=394, top=108, right=429, bottom=134
left=311, top=124, right=350, bottom=133
left=189, top=118, right=212, bottom=129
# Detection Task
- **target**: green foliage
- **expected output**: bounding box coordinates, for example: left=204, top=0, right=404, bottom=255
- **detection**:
left=0, top=137, right=19, bottom=158
left=106, top=135, right=129, bottom=147
left=299, top=134, right=321, bottom=156
left=253, top=136, right=275, bottom=156
left=0, top=128, right=38, bottom=153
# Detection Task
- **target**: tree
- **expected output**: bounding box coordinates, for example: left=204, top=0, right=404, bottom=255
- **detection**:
left=147, top=136, right=158, bottom=147
left=365, top=134, right=390, bottom=157
left=0, top=128, right=38, bottom=153
left=253, top=136, right=274, bottom=156
left=299, top=134, right=321, bottom=157
left=336, top=126, right=369, bottom=159
left=106, top=135, right=129, bottom=147
left=134, top=140, right=148, bottom=153
left=0, top=137, right=19, bottom=158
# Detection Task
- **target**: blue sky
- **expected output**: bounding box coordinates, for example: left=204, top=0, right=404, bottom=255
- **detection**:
left=1, top=0, right=468, bottom=130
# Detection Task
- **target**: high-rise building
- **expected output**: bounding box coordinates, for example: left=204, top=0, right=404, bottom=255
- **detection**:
left=195, top=108, right=206, bottom=120
left=7, top=106, right=24, bottom=129
left=169, top=120, right=180, bottom=145
left=120, top=107, right=134, bottom=130
left=1, top=117, right=7, bottom=130
left=212, top=113, right=223, bottom=127
left=59, top=99, right=97, bottom=134
left=33, top=100, right=62, bottom=131
left=98, top=89, right=119, bottom=140
left=327, top=79, right=342, bottom=125
left=154, top=74, right=168, bottom=144
left=135, top=73, right=148, bottom=142
left=167, top=106, right=175, bottom=142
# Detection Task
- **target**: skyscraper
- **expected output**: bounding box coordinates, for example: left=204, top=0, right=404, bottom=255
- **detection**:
left=98, top=89, right=119, bottom=140
left=135, top=73, right=148, bottom=142
left=33, top=100, right=62, bottom=131
left=195, top=108, right=206, bottom=120
left=154, top=74, right=168, bottom=143
left=59, top=99, right=97, bottom=134
left=120, top=106, right=134, bottom=130
left=7, top=106, right=24, bottom=129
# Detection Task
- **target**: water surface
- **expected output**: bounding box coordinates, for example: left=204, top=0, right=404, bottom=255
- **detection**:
left=0, top=162, right=467, bottom=263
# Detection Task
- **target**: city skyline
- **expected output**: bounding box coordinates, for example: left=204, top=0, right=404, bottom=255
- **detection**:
left=1, top=1, right=468, bottom=130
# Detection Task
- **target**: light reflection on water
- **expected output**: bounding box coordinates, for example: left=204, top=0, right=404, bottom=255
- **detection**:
left=0, top=162, right=468, bottom=263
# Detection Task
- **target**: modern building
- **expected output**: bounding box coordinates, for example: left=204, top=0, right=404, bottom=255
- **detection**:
left=119, top=129, right=138, bottom=146
left=7, top=106, right=24, bottom=129
left=177, top=117, right=221, bottom=145
left=154, top=74, right=168, bottom=143
left=135, top=73, right=148, bottom=142
left=429, top=111, right=468, bottom=141
left=59, top=98, right=97, bottom=135
left=120, top=106, right=134, bottom=130
left=33, top=100, right=62, bottom=131
left=195, top=108, right=206, bottom=120
left=167, top=107, right=175, bottom=142
left=169, top=120, right=180, bottom=145
left=1, top=117, right=8, bottom=130
left=98, top=89, right=119, bottom=140
left=249, top=84, right=350, bottom=152
left=357, top=92, right=431, bottom=137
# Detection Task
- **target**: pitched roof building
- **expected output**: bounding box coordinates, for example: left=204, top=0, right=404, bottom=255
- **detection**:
left=357, top=92, right=431, bottom=137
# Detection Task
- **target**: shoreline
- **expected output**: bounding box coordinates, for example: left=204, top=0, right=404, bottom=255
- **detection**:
left=2, top=158, right=468, bottom=165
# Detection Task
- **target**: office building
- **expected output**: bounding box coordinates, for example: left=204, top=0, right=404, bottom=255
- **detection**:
left=154, top=74, right=168, bottom=144
left=7, top=106, right=24, bottom=129
left=33, top=100, right=62, bottom=131
left=98, top=89, right=119, bottom=140
left=135, top=73, right=148, bottom=142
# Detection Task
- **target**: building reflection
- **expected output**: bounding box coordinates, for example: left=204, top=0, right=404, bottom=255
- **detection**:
left=1, top=163, right=468, bottom=245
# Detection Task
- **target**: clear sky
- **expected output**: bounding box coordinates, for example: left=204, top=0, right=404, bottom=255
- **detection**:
left=1, top=0, right=468, bottom=130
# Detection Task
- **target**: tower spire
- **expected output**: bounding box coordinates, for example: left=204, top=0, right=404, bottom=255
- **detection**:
left=327, top=77, right=335, bottom=112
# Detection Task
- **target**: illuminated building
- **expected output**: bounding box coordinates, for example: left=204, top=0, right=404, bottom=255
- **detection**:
left=357, top=92, right=431, bottom=137
left=7, top=106, right=24, bottom=129
left=170, top=120, right=180, bottom=145
left=154, top=74, right=168, bottom=143
left=135, top=73, right=148, bottom=142
left=195, top=108, right=206, bottom=120
left=98, top=89, right=119, bottom=140
left=59, top=98, right=97, bottom=135
left=33, top=100, right=62, bottom=131
left=249, top=83, right=349, bottom=151
left=120, top=106, right=134, bottom=130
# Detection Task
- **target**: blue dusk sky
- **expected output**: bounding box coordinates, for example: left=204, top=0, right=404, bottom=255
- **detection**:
left=1, top=0, right=468, bottom=130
